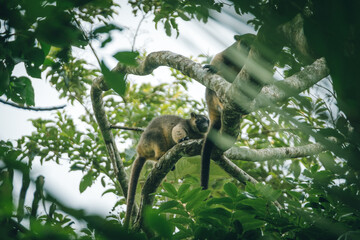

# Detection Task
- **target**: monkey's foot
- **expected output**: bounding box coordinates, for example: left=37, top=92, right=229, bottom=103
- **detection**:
left=203, top=64, right=218, bottom=74
left=178, top=136, right=189, bottom=142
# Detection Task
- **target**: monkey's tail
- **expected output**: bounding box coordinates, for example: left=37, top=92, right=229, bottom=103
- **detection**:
left=124, top=156, right=146, bottom=229
left=201, top=133, right=213, bottom=190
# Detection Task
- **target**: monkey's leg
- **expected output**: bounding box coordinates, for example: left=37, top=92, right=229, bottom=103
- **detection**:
left=124, top=156, right=146, bottom=229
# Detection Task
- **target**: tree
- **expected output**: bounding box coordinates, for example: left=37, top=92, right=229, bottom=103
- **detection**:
left=1, top=0, right=359, bottom=239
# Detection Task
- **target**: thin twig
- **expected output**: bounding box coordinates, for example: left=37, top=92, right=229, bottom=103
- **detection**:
left=132, top=12, right=148, bottom=51
left=0, top=99, right=66, bottom=111
left=110, top=125, right=144, bottom=132
left=70, top=10, right=101, bottom=67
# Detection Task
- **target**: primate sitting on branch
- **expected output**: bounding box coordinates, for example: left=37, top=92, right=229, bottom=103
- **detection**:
left=124, top=112, right=209, bottom=228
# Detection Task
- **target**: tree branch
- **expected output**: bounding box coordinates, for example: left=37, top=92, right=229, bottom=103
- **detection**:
left=132, top=138, right=307, bottom=229
left=91, top=43, right=330, bottom=232
left=133, top=139, right=203, bottom=231
left=111, top=51, right=329, bottom=114
left=0, top=98, right=66, bottom=111
left=251, top=57, right=329, bottom=110
left=215, top=155, right=283, bottom=209
left=224, top=143, right=326, bottom=162
left=90, top=83, right=130, bottom=198
left=110, top=125, right=144, bottom=132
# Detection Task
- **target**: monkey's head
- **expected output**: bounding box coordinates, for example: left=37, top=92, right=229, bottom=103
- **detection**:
left=234, top=34, right=254, bottom=53
left=190, top=112, right=209, bottom=133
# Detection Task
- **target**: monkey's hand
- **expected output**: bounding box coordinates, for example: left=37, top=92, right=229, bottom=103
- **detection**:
left=178, top=136, right=189, bottom=143
left=203, top=64, right=218, bottom=74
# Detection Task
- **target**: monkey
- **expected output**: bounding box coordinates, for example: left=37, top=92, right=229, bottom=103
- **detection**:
left=201, top=34, right=255, bottom=190
left=124, top=112, right=209, bottom=228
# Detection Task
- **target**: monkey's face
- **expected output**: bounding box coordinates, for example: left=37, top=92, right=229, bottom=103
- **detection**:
left=191, top=113, right=209, bottom=133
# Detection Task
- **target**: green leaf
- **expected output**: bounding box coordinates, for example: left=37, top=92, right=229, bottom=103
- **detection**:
left=178, top=11, right=190, bottom=21
left=100, top=61, right=126, bottom=96
left=186, top=190, right=210, bottom=211
left=144, top=208, right=172, bottom=238
left=319, top=152, right=337, bottom=172
left=70, top=163, right=83, bottom=171
left=40, top=41, right=51, bottom=57
left=240, top=198, right=267, bottom=214
left=158, top=200, right=180, bottom=212
left=15, top=77, right=35, bottom=106
left=224, top=182, right=238, bottom=198
left=173, top=229, right=193, bottom=240
left=207, top=197, right=233, bottom=209
left=36, top=15, right=86, bottom=48
left=198, top=207, right=231, bottom=223
left=163, top=182, right=177, bottom=197
left=181, top=187, right=201, bottom=203
left=79, top=171, right=93, bottom=193
left=170, top=217, right=193, bottom=225
left=113, top=51, right=139, bottom=66
left=238, top=216, right=265, bottom=232
left=256, top=183, right=282, bottom=202
left=163, top=208, right=189, bottom=217
left=164, top=20, right=172, bottom=36
left=245, top=182, right=257, bottom=194
left=24, top=81, right=35, bottom=106
left=290, top=160, right=301, bottom=179
left=177, top=183, right=190, bottom=198
left=198, top=217, right=223, bottom=228
left=101, top=176, right=106, bottom=187
left=93, top=24, right=123, bottom=35
left=25, top=64, right=41, bottom=79
left=25, top=47, right=45, bottom=67
left=102, top=188, right=116, bottom=197
left=100, top=36, right=112, bottom=48
left=157, top=192, right=177, bottom=198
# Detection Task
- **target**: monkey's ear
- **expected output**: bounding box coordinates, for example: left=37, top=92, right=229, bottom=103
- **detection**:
left=190, top=112, right=196, bottom=118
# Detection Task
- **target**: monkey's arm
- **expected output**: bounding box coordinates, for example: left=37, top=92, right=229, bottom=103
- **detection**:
left=172, top=124, right=189, bottom=143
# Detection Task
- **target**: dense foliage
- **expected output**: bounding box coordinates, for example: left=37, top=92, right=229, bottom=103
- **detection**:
left=1, top=0, right=359, bottom=239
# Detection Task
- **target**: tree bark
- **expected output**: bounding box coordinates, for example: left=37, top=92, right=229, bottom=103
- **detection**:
left=225, top=143, right=326, bottom=162
left=91, top=78, right=129, bottom=199
left=90, top=13, right=331, bottom=231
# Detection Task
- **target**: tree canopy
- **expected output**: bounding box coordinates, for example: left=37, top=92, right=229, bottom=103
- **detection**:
left=1, top=0, right=360, bottom=239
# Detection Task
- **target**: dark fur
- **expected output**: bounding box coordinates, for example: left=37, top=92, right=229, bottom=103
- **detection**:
left=201, top=34, right=255, bottom=190
left=125, top=113, right=208, bottom=228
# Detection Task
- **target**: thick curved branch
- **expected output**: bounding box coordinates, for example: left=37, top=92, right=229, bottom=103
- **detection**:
left=90, top=84, right=129, bottom=198
left=133, top=138, right=311, bottom=228
left=225, top=142, right=326, bottom=162
left=133, top=139, right=203, bottom=230
left=215, top=155, right=258, bottom=185
left=91, top=48, right=330, bottom=231
left=0, top=98, right=66, bottom=111
left=113, top=51, right=232, bottom=104
left=252, top=57, right=329, bottom=110
left=111, top=51, right=328, bottom=114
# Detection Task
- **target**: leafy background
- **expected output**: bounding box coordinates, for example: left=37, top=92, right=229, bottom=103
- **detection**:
left=1, top=0, right=360, bottom=239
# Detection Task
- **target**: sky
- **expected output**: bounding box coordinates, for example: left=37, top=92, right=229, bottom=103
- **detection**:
left=0, top=0, right=255, bottom=220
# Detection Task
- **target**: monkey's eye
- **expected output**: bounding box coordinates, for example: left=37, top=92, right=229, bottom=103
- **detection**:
left=196, top=118, right=208, bottom=125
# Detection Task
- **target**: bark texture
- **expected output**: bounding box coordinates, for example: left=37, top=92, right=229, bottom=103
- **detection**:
left=89, top=14, right=330, bottom=232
